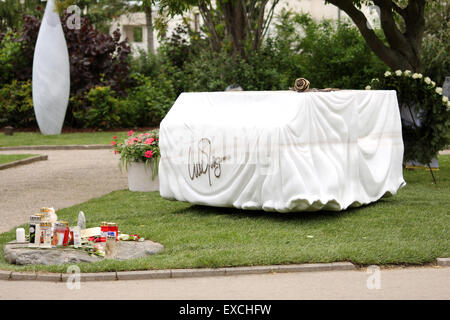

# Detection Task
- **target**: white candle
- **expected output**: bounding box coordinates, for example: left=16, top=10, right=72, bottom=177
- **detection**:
left=16, top=228, right=26, bottom=243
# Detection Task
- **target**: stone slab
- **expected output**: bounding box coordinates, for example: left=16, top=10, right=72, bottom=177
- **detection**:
left=0, top=270, right=12, bottom=280
left=437, top=258, right=450, bottom=267
left=61, top=272, right=117, bottom=282
left=4, top=240, right=164, bottom=266
left=4, top=244, right=102, bottom=266
left=117, top=270, right=171, bottom=280
left=115, top=241, right=164, bottom=260
left=10, top=272, right=37, bottom=281
left=1, top=261, right=359, bottom=282
left=36, top=273, right=62, bottom=282
left=171, top=268, right=227, bottom=278
left=276, top=262, right=355, bottom=273
left=225, top=266, right=278, bottom=276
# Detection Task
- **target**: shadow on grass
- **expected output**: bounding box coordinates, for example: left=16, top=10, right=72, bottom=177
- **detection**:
left=172, top=199, right=384, bottom=223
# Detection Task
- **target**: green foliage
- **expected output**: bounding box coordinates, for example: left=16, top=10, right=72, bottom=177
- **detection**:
left=156, top=14, right=304, bottom=93
left=72, top=86, right=122, bottom=129
left=292, top=13, right=386, bottom=89
left=369, top=71, right=450, bottom=164
left=55, top=0, right=128, bottom=33
left=166, top=12, right=384, bottom=92
left=421, top=0, right=450, bottom=86
left=0, top=32, right=24, bottom=86
left=0, top=0, right=43, bottom=32
left=0, top=80, right=35, bottom=128
left=2, top=5, right=445, bottom=131
left=130, top=50, right=164, bottom=79
left=181, top=45, right=300, bottom=92
left=123, top=74, right=177, bottom=127
left=422, top=34, right=449, bottom=87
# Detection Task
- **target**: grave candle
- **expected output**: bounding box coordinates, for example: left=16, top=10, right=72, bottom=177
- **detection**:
left=16, top=228, right=26, bottom=243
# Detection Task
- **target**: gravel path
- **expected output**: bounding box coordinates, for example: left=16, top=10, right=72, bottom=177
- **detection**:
left=0, top=149, right=127, bottom=233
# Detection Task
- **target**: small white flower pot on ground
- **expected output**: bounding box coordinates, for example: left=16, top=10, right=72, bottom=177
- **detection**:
left=127, top=162, right=159, bottom=192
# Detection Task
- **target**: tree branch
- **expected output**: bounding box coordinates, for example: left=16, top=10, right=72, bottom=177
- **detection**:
left=261, top=0, right=278, bottom=39
left=391, top=1, right=407, bottom=19
left=240, top=0, right=252, bottom=40
left=198, top=0, right=221, bottom=51
left=402, top=0, right=426, bottom=68
left=326, top=0, right=408, bottom=69
left=252, top=0, right=269, bottom=50
left=372, top=0, right=410, bottom=52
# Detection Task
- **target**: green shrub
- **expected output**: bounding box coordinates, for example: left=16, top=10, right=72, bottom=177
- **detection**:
left=182, top=43, right=302, bottom=92
left=130, top=50, right=163, bottom=79
left=293, top=14, right=386, bottom=89
left=154, top=12, right=385, bottom=93
left=0, top=32, right=24, bottom=86
left=422, top=34, right=449, bottom=87
left=369, top=71, right=450, bottom=164
left=72, top=86, right=122, bottom=129
left=124, top=74, right=177, bottom=127
left=421, top=0, right=449, bottom=86
left=0, top=80, right=35, bottom=128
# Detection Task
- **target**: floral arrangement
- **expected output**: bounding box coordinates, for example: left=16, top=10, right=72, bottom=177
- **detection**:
left=366, top=70, right=449, bottom=165
left=111, top=130, right=160, bottom=179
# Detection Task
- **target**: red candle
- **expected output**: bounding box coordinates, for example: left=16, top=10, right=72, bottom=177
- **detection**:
left=108, top=223, right=119, bottom=242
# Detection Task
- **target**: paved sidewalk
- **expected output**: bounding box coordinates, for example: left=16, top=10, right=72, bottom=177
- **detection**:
left=0, top=149, right=127, bottom=233
left=0, top=266, right=448, bottom=300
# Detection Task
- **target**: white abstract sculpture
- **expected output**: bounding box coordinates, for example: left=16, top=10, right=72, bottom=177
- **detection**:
left=33, top=0, right=70, bottom=135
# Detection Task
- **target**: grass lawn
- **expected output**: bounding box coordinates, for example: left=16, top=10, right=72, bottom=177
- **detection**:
left=0, top=154, right=38, bottom=165
left=0, top=156, right=449, bottom=273
left=0, top=131, right=130, bottom=147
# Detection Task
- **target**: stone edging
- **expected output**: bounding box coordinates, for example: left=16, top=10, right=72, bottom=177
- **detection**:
left=0, top=145, right=111, bottom=151
left=0, top=259, right=449, bottom=282
left=0, top=155, right=48, bottom=171
left=0, top=262, right=355, bottom=282
left=437, top=258, right=450, bottom=267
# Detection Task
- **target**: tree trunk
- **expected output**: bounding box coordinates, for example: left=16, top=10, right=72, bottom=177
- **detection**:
left=196, top=0, right=278, bottom=59
left=144, top=4, right=155, bottom=54
left=327, top=0, right=425, bottom=72
left=222, top=0, right=247, bottom=59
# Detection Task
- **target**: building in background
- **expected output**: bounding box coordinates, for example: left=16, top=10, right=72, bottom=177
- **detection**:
left=110, top=0, right=379, bottom=55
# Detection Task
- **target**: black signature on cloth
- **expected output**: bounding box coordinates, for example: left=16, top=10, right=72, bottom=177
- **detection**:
left=188, top=138, right=229, bottom=186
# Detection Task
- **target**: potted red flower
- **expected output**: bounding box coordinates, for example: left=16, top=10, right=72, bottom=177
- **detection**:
left=112, top=130, right=160, bottom=192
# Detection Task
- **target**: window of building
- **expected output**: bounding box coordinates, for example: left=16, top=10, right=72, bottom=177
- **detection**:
left=133, top=27, right=143, bottom=43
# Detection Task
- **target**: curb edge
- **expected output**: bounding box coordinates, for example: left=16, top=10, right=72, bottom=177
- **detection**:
left=0, top=155, right=48, bottom=171
left=3, top=262, right=357, bottom=282
left=0, top=145, right=111, bottom=151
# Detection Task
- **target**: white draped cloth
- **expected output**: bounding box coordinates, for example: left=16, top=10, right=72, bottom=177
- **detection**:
left=159, top=90, right=405, bottom=212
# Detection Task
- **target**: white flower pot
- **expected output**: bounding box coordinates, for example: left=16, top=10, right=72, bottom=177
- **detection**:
left=127, top=162, right=159, bottom=192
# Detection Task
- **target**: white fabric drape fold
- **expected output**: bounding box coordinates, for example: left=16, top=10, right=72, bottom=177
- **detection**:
left=159, top=90, right=405, bottom=212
